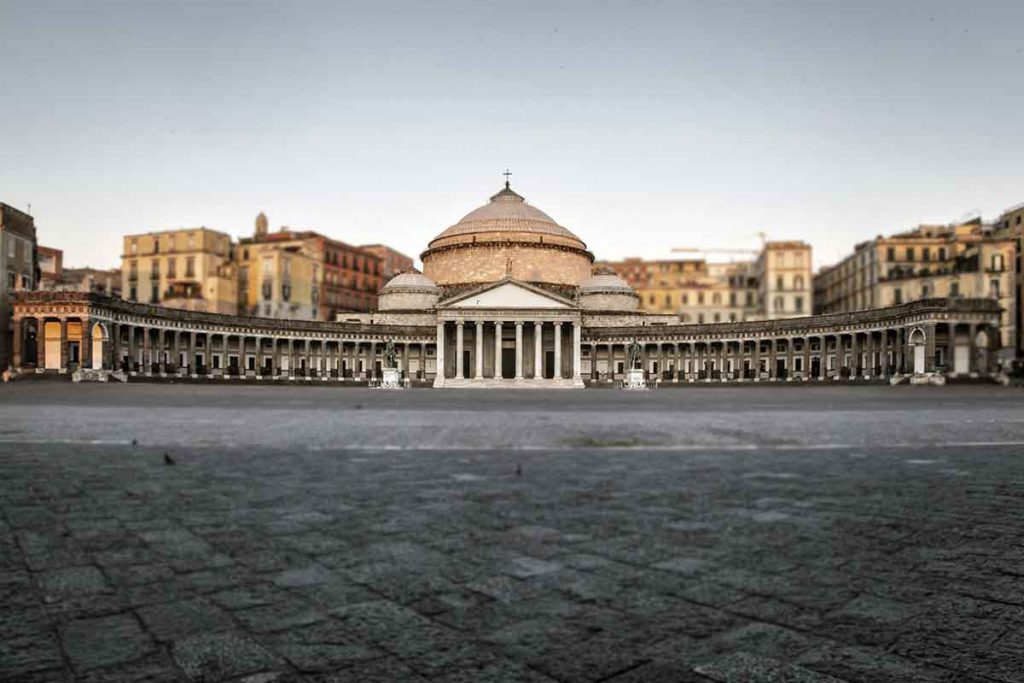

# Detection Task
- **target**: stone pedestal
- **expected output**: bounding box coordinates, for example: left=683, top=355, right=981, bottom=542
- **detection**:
left=621, top=368, right=649, bottom=390
left=379, top=366, right=404, bottom=389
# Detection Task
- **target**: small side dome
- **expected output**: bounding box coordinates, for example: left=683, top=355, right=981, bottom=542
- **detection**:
left=578, top=267, right=639, bottom=311
left=377, top=270, right=440, bottom=310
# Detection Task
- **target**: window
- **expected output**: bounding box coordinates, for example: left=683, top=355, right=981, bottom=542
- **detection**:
left=262, top=280, right=272, bottom=301
left=992, top=254, right=1005, bottom=271
left=950, top=282, right=959, bottom=297
left=712, top=293, right=721, bottom=305
left=938, top=247, right=946, bottom=261
left=713, top=313, right=721, bottom=322
left=729, top=292, right=736, bottom=306
left=921, top=283, right=930, bottom=297
left=154, top=239, right=160, bottom=254
left=130, top=240, right=138, bottom=255
left=188, top=234, right=196, bottom=250
left=773, top=296, right=784, bottom=311
left=167, top=258, right=177, bottom=279
left=150, top=259, right=159, bottom=278
left=186, top=257, right=195, bottom=278
left=129, top=261, right=138, bottom=280
left=6, top=272, right=15, bottom=289
left=729, top=313, right=736, bottom=321
left=282, top=283, right=291, bottom=301
left=262, top=257, right=273, bottom=275
left=664, top=294, right=671, bottom=307
left=698, top=292, right=705, bottom=305
left=990, top=279, right=1000, bottom=298
left=893, top=288, right=902, bottom=305
left=795, top=296, right=804, bottom=312
left=794, top=275, right=804, bottom=289
left=906, top=247, right=914, bottom=261
left=129, top=286, right=137, bottom=301
left=746, top=292, right=754, bottom=306
left=887, top=247, right=895, bottom=261
left=681, top=293, right=688, bottom=305
left=776, top=276, right=784, bottom=290
left=150, top=284, right=159, bottom=303
left=923, top=247, right=930, bottom=261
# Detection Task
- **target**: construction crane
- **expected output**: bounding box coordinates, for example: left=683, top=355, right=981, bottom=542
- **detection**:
left=671, top=232, right=767, bottom=257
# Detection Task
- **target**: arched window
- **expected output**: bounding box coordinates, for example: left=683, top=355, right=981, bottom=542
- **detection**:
left=774, top=296, right=784, bottom=311
left=712, top=293, right=721, bottom=305
left=992, top=254, right=1005, bottom=271
left=776, top=276, right=784, bottom=290
left=794, top=275, right=804, bottom=290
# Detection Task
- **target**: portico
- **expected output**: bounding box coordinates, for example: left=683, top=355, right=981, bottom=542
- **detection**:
left=432, top=279, right=584, bottom=387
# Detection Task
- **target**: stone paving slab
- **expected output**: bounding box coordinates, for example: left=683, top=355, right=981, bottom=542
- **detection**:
left=2, top=385, right=1024, bottom=681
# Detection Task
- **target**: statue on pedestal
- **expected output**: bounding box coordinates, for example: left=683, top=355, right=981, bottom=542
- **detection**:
left=627, top=340, right=642, bottom=370
left=384, top=340, right=397, bottom=368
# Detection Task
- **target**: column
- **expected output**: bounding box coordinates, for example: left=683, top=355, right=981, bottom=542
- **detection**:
left=802, top=336, right=811, bottom=381
left=142, top=326, right=151, bottom=374
left=171, top=331, right=180, bottom=372
left=81, top=321, right=93, bottom=369
left=676, top=343, right=683, bottom=381
left=534, top=321, right=543, bottom=379
left=924, top=323, right=937, bottom=373
left=850, top=334, right=860, bottom=380
left=590, top=342, right=598, bottom=381
left=204, top=333, right=212, bottom=375
left=456, top=321, right=464, bottom=378
left=968, top=324, right=978, bottom=375
left=641, top=342, right=648, bottom=379
left=878, top=331, right=888, bottom=378
left=494, top=321, right=503, bottom=379
left=474, top=321, right=483, bottom=379
left=401, top=342, right=409, bottom=379
left=368, top=341, right=376, bottom=379
left=768, top=338, right=777, bottom=380
left=752, top=339, right=761, bottom=381
left=515, top=322, right=524, bottom=379
left=572, top=321, right=582, bottom=381
left=819, top=336, right=828, bottom=380
left=435, top=323, right=445, bottom=382
left=553, top=322, right=562, bottom=379
left=285, top=339, right=293, bottom=377
left=606, top=342, right=614, bottom=381
left=785, top=338, right=794, bottom=381
left=419, top=342, right=427, bottom=380
left=255, top=336, right=263, bottom=376
left=110, top=323, right=121, bottom=371
left=156, top=328, right=165, bottom=373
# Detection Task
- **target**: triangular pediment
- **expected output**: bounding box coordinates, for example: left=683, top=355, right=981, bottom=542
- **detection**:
left=441, top=279, right=575, bottom=309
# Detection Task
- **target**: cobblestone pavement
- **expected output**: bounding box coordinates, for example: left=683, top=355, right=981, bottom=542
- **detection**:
left=2, top=384, right=1024, bottom=681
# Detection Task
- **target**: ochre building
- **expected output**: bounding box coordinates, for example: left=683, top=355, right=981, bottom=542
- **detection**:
left=8, top=183, right=1007, bottom=385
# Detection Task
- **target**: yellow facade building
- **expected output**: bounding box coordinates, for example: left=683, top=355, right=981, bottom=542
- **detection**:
left=121, top=228, right=238, bottom=315
left=237, top=233, right=320, bottom=321
left=597, top=240, right=812, bottom=323
left=814, top=219, right=1016, bottom=350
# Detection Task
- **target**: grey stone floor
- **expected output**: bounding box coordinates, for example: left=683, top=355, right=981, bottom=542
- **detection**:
left=2, top=383, right=1024, bottom=681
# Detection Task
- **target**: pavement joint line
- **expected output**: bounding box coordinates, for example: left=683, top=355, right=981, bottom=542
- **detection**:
left=3, top=438, right=1024, bottom=451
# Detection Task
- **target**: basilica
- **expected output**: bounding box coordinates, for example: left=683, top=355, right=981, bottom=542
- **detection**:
left=8, top=183, right=1004, bottom=386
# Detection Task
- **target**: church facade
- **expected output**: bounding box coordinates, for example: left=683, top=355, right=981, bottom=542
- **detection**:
left=8, top=184, right=1006, bottom=386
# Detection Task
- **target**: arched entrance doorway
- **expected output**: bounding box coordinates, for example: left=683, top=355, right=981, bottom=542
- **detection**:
left=908, top=328, right=926, bottom=374
left=91, top=322, right=107, bottom=369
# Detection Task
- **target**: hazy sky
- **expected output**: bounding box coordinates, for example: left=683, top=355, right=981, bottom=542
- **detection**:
left=2, top=0, right=1022, bottom=270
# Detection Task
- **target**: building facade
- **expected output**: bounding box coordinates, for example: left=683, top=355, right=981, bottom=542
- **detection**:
left=121, top=228, right=238, bottom=315
left=42, top=267, right=121, bottom=297
left=597, top=240, right=811, bottom=323
left=814, top=220, right=1016, bottom=351
left=360, top=244, right=414, bottom=281
left=1, top=203, right=38, bottom=368
left=9, top=183, right=1006, bottom=384
left=995, top=202, right=1024, bottom=356
left=241, top=214, right=384, bottom=319
left=37, top=245, right=63, bottom=288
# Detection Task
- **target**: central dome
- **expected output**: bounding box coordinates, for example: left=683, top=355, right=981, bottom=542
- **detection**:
left=421, top=183, right=594, bottom=290
left=429, top=185, right=587, bottom=247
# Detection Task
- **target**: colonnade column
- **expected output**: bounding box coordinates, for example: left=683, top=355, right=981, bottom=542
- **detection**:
left=474, top=321, right=483, bottom=379
left=802, top=336, right=811, bottom=381
left=515, top=322, right=524, bottom=379
left=494, top=321, right=503, bottom=379
left=879, top=331, right=888, bottom=378
left=572, top=321, right=582, bottom=382
left=456, top=321, right=464, bottom=379
left=435, top=323, right=445, bottom=384
left=590, top=342, right=598, bottom=381
left=606, top=342, right=614, bottom=380
left=140, top=325, right=149, bottom=374
left=534, top=321, right=543, bottom=379
left=752, top=339, right=761, bottom=381
left=553, top=322, right=562, bottom=380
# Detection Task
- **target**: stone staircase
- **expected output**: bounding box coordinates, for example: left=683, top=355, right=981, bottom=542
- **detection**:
left=437, top=377, right=584, bottom=389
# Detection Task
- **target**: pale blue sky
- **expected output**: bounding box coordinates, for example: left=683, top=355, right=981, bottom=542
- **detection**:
left=1, top=0, right=1022, bottom=270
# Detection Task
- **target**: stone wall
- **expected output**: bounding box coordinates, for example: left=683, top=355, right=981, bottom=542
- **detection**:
left=423, top=242, right=592, bottom=288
